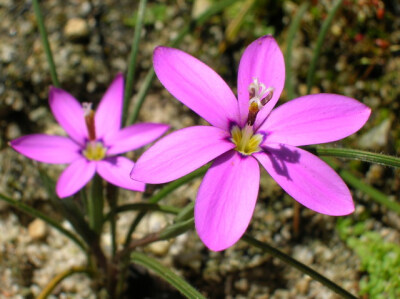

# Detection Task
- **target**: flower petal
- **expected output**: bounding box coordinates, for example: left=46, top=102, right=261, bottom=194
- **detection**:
left=260, top=94, right=371, bottom=146
left=106, top=123, right=169, bottom=155
left=97, top=156, right=145, bottom=192
left=10, top=134, right=81, bottom=164
left=237, top=35, right=285, bottom=129
left=254, top=144, right=354, bottom=216
left=49, top=87, right=88, bottom=145
left=95, top=74, right=124, bottom=139
left=195, top=151, right=260, bottom=251
left=153, top=46, right=239, bottom=130
left=131, top=126, right=235, bottom=184
left=56, top=158, right=96, bottom=198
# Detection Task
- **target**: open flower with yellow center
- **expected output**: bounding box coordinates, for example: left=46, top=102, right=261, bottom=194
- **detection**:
left=130, top=36, right=371, bottom=251
left=11, top=74, right=169, bottom=198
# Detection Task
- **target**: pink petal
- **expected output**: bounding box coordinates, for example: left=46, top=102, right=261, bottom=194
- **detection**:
left=97, top=156, right=145, bottom=192
left=10, top=134, right=81, bottom=164
left=153, top=46, right=239, bottom=131
left=260, top=94, right=371, bottom=146
left=131, top=126, right=235, bottom=184
left=95, top=74, right=124, bottom=140
left=195, top=151, right=260, bottom=251
left=106, top=123, right=169, bottom=155
left=56, top=158, right=96, bottom=198
left=254, top=144, right=354, bottom=216
left=49, top=87, right=88, bottom=145
left=237, top=35, right=285, bottom=129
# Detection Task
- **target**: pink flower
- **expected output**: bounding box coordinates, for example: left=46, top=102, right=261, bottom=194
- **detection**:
left=130, top=36, right=371, bottom=251
left=11, top=74, right=169, bottom=198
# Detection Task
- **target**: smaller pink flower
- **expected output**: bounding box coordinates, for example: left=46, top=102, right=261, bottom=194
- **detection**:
left=11, top=74, right=169, bottom=198
left=130, top=36, right=371, bottom=251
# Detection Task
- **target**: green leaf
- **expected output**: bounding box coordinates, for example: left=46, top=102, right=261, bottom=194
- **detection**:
left=312, top=147, right=400, bottom=168
left=306, top=0, right=343, bottom=93
left=285, top=2, right=309, bottom=100
left=242, top=234, right=357, bottom=299
left=0, top=192, right=86, bottom=251
left=131, top=252, right=206, bottom=299
left=159, top=218, right=194, bottom=240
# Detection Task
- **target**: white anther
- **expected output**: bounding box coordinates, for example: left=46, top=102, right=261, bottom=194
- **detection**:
left=82, top=102, right=93, bottom=117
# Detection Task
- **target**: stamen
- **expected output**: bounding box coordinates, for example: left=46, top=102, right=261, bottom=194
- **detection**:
left=83, top=102, right=96, bottom=141
left=231, top=125, right=263, bottom=155
left=247, top=78, right=274, bottom=126
left=83, top=141, right=107, bottom=161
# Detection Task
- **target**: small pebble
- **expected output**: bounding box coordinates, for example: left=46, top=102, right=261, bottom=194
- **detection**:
left=28, top=219, right=48, bottom=241
left=64, top=18, right=89, bottom=42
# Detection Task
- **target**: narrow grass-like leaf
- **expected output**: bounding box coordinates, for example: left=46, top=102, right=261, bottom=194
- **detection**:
left=220, top=0, right=256, bottom=52
left=159, top=217, right=194, bottom=240
left=306, top=0, right=343, bottom=93
left=312, top=147, right=400, bottom=168
left=242, top=234, right=357, bottom=299
left=124, top=0, right=147, bottom=125
left=131, top=252, right=206, bottom=299
left=285, top=2, right=309, bottom=100
left=38, top=169, right=97, bottom=246
left=339, top=169, right=400, bottom=215
left=0, top=192, right=86, bottom=251
left=175, top=201, right=194, bottom=223
left=37, top=266, right=92, bottom=299
left=32, top=0, right=60, bottom=87
left=323, top=158, right=400, bottom=215
left=104, top=203, right=180, bottom=222
left=124, top=165, right=209, bottom=247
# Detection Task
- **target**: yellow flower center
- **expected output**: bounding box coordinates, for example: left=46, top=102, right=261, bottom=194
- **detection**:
left=83, top=141, right=107, bottom=161
left=231, top=125, right=263, bottom=155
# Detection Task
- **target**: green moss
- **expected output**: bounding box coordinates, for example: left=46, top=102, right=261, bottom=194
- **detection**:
left=337, top=218, right=400, bottom=298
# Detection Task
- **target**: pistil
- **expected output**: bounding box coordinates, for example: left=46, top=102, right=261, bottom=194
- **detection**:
left=83, top=102, right=96, bottom=141
left=247, top=78, right=274, bottom=126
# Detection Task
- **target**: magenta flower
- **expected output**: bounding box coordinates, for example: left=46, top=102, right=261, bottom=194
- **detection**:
left=11, top=74, right=169, bottom=198
left=130, top=36, right=371, bottom=251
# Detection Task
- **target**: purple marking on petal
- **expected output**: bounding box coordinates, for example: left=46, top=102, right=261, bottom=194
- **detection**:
left=49, top=87, right=88, bottom=145
left=195, top=151, right=260, bottom=251
left=95, top=74, right=124, bottom=140
left=10, top=134, right=81, bottom=164
left=260, top=94, right=371, bottom=146
left=56, top=158, right=96, bottom=198
left=131, top=126, right=235, bottom=184
left=106, top=123, right=169, bottom=155
left=97, top=156, right=145, bottom=192
left=237, top=35, right=285, bottom=129
left=254, top=144, right=354, bottom=216
left=153, top=46, right=240, bottom=130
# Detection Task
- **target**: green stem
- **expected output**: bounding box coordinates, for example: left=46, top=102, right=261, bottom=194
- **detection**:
left=242, top=234, right=357, bottom=299
left=123, top=165, right=209, bottom=248
left=131, top=252, right=206, bottom=299
left=32, top=0, right=60, bottom=87
left=306, top=0, right=342, bottom=93
left=37, top=266, right=92, bottom=299
left=88, top=175, right=104, bottom=235
left=123, top=0, right=147, bottom=125
left=312, top=147, right=400, bottom=168
left=106, top=184, right=118, bottom=257
left=0, top=193, right=86, bottom=251
left=126, top=0, right=240, bottom=125
left=285, top=2, right=310, bottom=100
